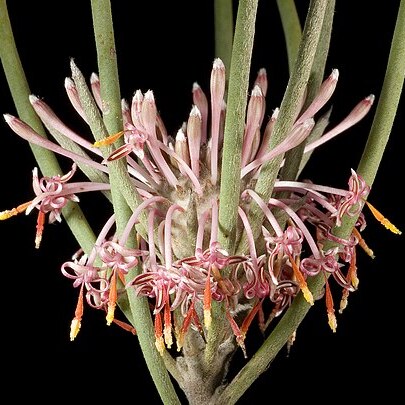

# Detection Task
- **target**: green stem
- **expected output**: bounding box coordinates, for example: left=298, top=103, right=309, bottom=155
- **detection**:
left=280, top=0, right=335, bottom=183
left=356, top=0, right=405, bottom=187
left=236, top=0, right=328, bottom=256
left=90, top=3, right=180, bottom=404
left=217, top=2, right=405, bottom=403
left=0, top=0, right=96, bottom=254
left=206, top=0, right=259, bottom=367
left=218, top=0, right=259, bottom=253
left=276, top=0, right=302, bottom=74
left=214, top=0, right=234, bottom=84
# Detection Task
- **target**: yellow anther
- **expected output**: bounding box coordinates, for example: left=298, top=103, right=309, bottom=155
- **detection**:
left=155, top=336, right=165, bottom=355
left=93, top=130, right=125, bottom=147
left=327, top=311, right=337, bottom=333
left=288, top=253, right=314, bottom=305
left=106, top=302, right=116, bottom=326
left=352, top=227, right=375, bottom=259
left=0, top=201, right=32, bottom=220
left=70, top=318, right=81, bottom=341
left=365, top=201, right=402, bottom=235
left=204, top=308, right=212, bottom=330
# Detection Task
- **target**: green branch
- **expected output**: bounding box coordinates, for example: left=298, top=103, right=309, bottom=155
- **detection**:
left=206, top=0, right=259, bottom=367
left=214, top=0, right=234, bottom=84
left=276, top=0, right=302, bottom=74
left=89, top=2, right=180, bottom=404
left=216, top=1, right=405, bottom=403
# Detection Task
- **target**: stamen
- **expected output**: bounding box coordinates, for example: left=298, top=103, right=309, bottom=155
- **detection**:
left=112, top=318, right=137, bottom=335
left=106, top=269, right=118, bottom=325
left=163, top=298, right=173, bottom=349
left=154, top=312, right=165, bottom=355
left=177, top=302, right=195, bottom=351
left=0, top=201, right=32, bottom=220
left=225, top=307, right=247, bottom=358
left=365, top=201, right=402, bottom=235
left=287, top=253, right=314, bottom=305
left=35, top=211, right=46, bottom=249
left=93, top=130, right=125, bottom=147
left=352, top=227, right=375, bottom=258
left=203, top=268, right=212, bottom=330
left=70, top=284, right=84, bottom=341
left=325, top=280, right=337, bottom=332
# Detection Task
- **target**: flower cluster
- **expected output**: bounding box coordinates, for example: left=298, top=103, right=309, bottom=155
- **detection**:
left=1, top=58, right=400, bottom=356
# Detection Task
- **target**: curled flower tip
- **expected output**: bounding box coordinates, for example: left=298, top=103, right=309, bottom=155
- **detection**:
left=70, top=318, right=81, bottom=341
left=365, top=201, right=402, bottom=235
left=93, top=130, right=125, bottom=147
left=0, top=201, right=31, bottom=220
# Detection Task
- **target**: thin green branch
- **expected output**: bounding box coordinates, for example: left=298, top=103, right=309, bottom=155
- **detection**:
left=280, top=0, right=335, bottom=183
left=357, top=0, right=405, bottom=187
left=0, top=0, right=96, bottom=254
left=218, top=0, right=259, bottom=253
left=89, top=2, right=181, bottom=404
left=276, top=0, right=302, bottom=74
left=214, top=0, right=234, bottom=84
left=206, top=0, right=259, bottom=367
left=236, top=0, right=328, bottom=256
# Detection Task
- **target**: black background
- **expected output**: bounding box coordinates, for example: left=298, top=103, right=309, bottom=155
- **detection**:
left=1, top=1, right=403, bottom=403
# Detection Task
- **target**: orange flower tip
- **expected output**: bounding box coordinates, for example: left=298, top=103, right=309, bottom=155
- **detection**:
left=163, top=326, right=173, bottom=349
left=328, top=312, right=337, bottom=333
left=204, top=309, right=212, bottom=330
left=155, top=336, right=165, bottom=355
left=70, top=318, right=81, bottom=341
left=106, top=304, right=116, bottom=326
left=302, top=286, right=314, bottom=306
